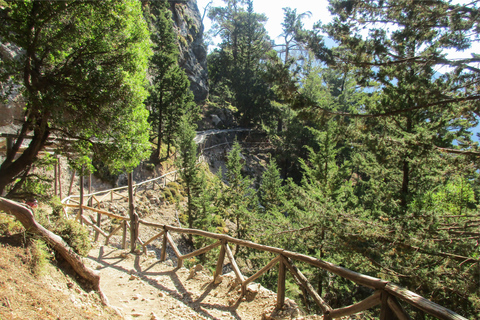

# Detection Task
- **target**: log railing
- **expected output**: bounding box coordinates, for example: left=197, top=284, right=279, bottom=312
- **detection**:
left=134, top=221, right=467, bottom=320
left=61, top=169, right=181, bottom=247
left=60, top=166, right=469, bottom=320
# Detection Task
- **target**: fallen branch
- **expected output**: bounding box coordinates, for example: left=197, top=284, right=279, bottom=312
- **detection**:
left=0, top=197, right=109, bottom=305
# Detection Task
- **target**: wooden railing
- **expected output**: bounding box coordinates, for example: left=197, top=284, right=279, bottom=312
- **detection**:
left=61, top=169, right=469, bottom=320
left=61, top=170, right=180, bottom=247
left=134, top=222, right=467, bottom=320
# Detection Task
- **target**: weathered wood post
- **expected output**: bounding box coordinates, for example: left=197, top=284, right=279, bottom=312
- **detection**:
left=161, top=226, right=168, bottom=261
left=79, top=166, right=84, bottom=225
left=57, top=160, right=62, bottom=199
left=380, top=291, right=395, bottom=320
left=128, top=172, right=138, bottom=253
left=88, top=173, right=92, bottom=207
left=54, top=159, right=58, bottom=196
left=277, top=255, right=286, bottom=309
left=122, top=220, right=127, bottom=250
left=68, top=169, right=75, bottom=196
left=214, top=239, right=227, bottom=283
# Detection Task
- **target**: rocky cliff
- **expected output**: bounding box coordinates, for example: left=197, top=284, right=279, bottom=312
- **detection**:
left=169, top=0, right=209, bottom=102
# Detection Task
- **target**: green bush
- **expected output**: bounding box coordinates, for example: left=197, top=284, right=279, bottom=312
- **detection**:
left=0, top=213, right=23, bottom=236
left=29, top=238, right=52, bottom=276
left=53, top=218, right=91, bottom=256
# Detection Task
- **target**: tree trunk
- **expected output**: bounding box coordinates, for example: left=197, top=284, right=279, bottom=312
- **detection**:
left=0, top=197, right=109, bottom=305
left=0, top=125, right=50, bottom=195
left=152, top=104, right=164, bottom=162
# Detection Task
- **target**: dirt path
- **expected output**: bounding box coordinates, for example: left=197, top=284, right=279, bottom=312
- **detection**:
left=85, top=245, right=307, bottom=320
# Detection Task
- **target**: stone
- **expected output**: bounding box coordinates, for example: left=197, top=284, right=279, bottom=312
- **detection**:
left=169, top=1, right=209, bottom=102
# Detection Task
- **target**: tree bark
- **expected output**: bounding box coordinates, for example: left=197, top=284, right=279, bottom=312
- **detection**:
left=0, top=126, right=50, bottom=195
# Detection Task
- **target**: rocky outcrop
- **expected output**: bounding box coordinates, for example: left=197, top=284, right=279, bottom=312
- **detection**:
left=0, top=42, right=24, bottom=132
left=169, top=1, right=209, bottom=102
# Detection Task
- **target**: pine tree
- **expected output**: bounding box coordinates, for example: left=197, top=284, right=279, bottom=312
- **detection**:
left=208, top=0, right=275, bottom=127
left=143, top=0, right=197, bottom=161
left=220, top=141, right=256, bottom=253
left=259, top=159, right=285, bottom=212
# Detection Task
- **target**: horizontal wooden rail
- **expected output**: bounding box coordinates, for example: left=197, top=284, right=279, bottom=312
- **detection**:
left=61, top=169, right=180, bottom=203
left=64, top=204, right=129, bottom=221
left=330, top=290, right=381, bottom=318
left=139, top=220, right=387, bottom=290
left=137, top=219, right=467, bottom=320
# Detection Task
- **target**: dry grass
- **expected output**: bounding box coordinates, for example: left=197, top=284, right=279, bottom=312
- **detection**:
left=0, top=233, right=120, bottom=320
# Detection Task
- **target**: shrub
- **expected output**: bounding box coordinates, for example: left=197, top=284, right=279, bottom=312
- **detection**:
left=53, top=218, right=91, bottom=256
left=29, top=238, right=52, bottom=276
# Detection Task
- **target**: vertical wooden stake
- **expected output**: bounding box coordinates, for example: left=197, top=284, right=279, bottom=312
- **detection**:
left=122, top=220, right=127, bottom=249
left=128, top=172, right=138, bottom=253
left=79, top=166, right=84, bottom=226
left=88, top=174, right=92, bottom=207
left=214, top=240, right=227, bottom=282
left=161, top=228, right=168, bottom=261
left=380, top=291, right=395, bottom=320
left=68, top=169, right=75, bottom=196
left=54, top=160, right=58, bottom=196
left=94, top=212, right=101, bottom=242
left=57, top=160, right=62, bottom=200
left=277, top=255, right=286, bottom=309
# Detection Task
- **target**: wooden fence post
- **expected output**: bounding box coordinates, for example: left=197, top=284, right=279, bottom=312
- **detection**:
left=128, top=172, right=138, bottom=253
left=122, top=220, right=127, bottom=250
left=68, top=169, right=75, bottom=196
left=57, top=160, right=62, bottom=199
left=277, top=255, right=286, bottom=310
left=161, top=227, right=168, bottom=261
left=79, top=166, right=84, bottom=225
left=214, top=240, right=227, bottom=283
left=54, top=160, right=58, bottom=196
left=380, top=291, right=395, bottom=320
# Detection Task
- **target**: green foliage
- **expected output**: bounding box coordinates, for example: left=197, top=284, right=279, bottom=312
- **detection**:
left=143, top=0, right=198, bottom=161
left=28, top=239, right=52, bottom=276
left=207, top=0, right=277, bottom=127
left=163, top=182, right=183, bottom=204
left=219, top=141, right=257, bottom=247
left=0, top=212, right=23, bottom=236
left=0, top=0, right=152, bottom=194
left=35, top=206, right=92, bottom=257
left=412, top=176, right=477, bottom=215
left=258, top=158, right=285, bottom=211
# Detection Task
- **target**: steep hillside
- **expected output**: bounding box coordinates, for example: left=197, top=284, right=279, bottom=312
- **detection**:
left=0, top=231, right=120, bottom=320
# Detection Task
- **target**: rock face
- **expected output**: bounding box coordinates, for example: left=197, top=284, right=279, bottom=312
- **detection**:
left=169, top=0, right=209, bottom=102
left=0, top=43, right=24, bottom=132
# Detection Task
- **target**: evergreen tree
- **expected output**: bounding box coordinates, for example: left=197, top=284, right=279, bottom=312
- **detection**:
left=258, top=158, right=286, bottom=212
left=143, top=0, right=197, bottom=161
left=176, top=116, right=200, bottom=234
left=208, top=0, right=275, bottom=127
left=278, top=8, right=311, bottom=64
left=220, top=141, right=256, bottom=253
left=0, top=0, right=151, bottom=195
left=319, top=0, right=480, bottom=213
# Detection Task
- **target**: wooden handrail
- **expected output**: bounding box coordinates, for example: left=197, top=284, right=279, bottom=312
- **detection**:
left=59, top=165, right=469, bottom=320
left=136, top=219, right=467, bottom=320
